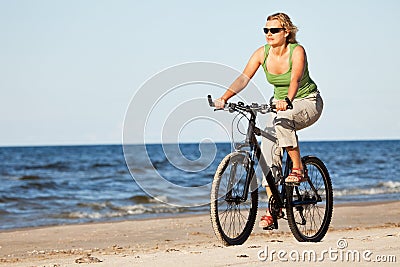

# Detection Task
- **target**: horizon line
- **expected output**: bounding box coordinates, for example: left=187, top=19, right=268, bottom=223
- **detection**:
left=1, top=138, right=399, bottom=148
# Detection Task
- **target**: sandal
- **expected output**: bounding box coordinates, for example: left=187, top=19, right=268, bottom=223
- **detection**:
left=285, top=168, right=307, bottom=186
left=259, top=209, right=283, bottom=230
left=259, top=214, right=274, bottom=229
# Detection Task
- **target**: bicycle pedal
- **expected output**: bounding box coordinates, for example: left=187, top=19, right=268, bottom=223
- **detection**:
left=262, top=225, right=277, bottom=231
left=262, top=226, right=275, bottom=230
left=278, top=211, right=285, bottom=219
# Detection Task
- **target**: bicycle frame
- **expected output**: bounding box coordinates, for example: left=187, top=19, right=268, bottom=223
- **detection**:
left=207, top=95, right=322, bottom=209
left=238, top=110, right=322, bottom=209
left=209, top=95, right=332, bottom=243
left=235, top=109, right=287, bottom=208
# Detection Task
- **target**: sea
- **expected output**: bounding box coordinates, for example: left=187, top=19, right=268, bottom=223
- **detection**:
left=1, top=140, right=400, bottom=230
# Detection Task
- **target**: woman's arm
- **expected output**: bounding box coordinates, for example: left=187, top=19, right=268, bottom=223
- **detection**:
left=215, top=46, right=264, bottom=108
left=287, top=45, right=306, bottom=101
left=276, top=45, right=306, bottom=111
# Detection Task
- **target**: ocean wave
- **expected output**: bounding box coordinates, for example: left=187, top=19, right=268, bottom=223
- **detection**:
left=378, top=181, right=400, bottom=188
left=18, top=175, right=41, bottom=180
left=335, top=181, right=400, bottom=197
left=19, top=180, right=59, bottom=190
left=92, top=163, right=115, bottom=168
left=0, top=196, right=20, bottom=203
left=23, top=162, right=69, bottom=171
left=128, top=194, right=168, bottom=204
left=57, top=203, right=187, bottom=220
left=1, top=141, right=399, bottom=230
left=0, top=209, right=10, bottom=215
left=117, top=169, right=129, bottom=174
left=77, top=201, right=112, bottom=210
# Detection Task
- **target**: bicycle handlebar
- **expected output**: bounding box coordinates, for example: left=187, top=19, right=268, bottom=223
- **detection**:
left=207, top=95, right=292, bottom=114
left=207, top=95, right=215, bottom=107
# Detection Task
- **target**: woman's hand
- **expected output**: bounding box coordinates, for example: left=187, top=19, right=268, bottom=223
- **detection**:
left=214, top=98, right=226, bottom=109
left=276, top=100, right=288, bottom=111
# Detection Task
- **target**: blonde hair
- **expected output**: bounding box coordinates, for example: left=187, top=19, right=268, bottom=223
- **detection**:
left=267, top=12, right=298, bottom=44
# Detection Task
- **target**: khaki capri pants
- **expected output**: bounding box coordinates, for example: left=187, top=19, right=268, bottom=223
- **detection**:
left=275, top=91, right=323, bottom=148
left=260, top=91, right=323, bottom=187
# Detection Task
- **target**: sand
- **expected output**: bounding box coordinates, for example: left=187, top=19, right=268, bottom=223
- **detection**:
left=0, top=201, right=399, bottom=266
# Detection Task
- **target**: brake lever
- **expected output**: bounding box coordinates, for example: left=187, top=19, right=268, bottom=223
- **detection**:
left=207, top=95, right=215, bottom=107
left=208, top=94, right=230, bottom=111
left=285, top=97, right=293, bottom=110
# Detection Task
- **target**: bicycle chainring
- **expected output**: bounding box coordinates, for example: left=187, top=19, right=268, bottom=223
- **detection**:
left=267, top=195, right=282, bottom=230
left=268, top=195, right=280, bottom=217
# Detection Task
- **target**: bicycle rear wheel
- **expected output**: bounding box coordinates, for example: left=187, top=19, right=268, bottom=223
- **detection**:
left=286, top=156, right=333, bottom=242
left=210, top=152, right=258, bottom=246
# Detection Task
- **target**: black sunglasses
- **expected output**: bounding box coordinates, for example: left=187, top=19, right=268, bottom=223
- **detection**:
left=263, top=28, right=285, bottom=34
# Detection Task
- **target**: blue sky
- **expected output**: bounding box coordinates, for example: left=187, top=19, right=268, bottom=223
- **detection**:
left=1, top=0, right=399, bottom=146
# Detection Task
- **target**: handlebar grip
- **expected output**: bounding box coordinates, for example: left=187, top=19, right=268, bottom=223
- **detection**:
left=285, top=97, right=293, bottom=110
left=207, top=95, right=215, bottom=107
left=270, top=103, right=293, bottom=111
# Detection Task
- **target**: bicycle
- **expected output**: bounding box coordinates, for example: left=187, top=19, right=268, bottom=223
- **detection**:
left=207, top=95, right=333, bottom=245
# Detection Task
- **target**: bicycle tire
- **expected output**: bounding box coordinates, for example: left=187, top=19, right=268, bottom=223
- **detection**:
left=286, top=156, right=333, bottom=242
left=210, top=152, right=258, bottom=246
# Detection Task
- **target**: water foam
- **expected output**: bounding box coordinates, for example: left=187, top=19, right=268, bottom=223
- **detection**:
left=335, top=180, right=400, bottom=197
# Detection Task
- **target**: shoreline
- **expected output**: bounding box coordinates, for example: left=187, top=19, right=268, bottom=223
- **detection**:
left=1, top=199, right=398, bottom=234
left=1, top=200, right=400, bottom=266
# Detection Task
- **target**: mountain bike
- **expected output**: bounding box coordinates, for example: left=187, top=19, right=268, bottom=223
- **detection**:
left=207, top=95, right=333, bottom=246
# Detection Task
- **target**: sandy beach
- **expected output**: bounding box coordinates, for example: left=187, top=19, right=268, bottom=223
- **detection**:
left=1, top=201, right=399, bottom=266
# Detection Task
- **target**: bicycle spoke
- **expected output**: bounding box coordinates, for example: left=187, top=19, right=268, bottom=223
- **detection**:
left=211, top=153, right=258, bottom=243
left=286, top=156, right=333, bottom=242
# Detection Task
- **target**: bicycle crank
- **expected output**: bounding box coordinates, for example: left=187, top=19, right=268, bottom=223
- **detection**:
left=264, top=195, right=285, bottom=230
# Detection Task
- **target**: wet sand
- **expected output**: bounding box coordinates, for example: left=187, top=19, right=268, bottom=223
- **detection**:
left=1, top=201, right=399, bottom=266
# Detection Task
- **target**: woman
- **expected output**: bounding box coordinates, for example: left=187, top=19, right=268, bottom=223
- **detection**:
left=214, top=12, right=323, bottom=228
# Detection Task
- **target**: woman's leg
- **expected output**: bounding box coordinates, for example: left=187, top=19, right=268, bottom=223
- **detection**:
left=285, top=145, right=305, bottom=183
left=259, top=186, right=274, bottom=227
left=260, top=93, right=323, bottom=225
left=287, top=145, right=302, bottom=170
left=275, top=93, right=323, bottom=182
left=264, top=146, right=303, bottom=191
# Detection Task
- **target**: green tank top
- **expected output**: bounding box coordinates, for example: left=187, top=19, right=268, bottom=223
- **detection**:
left=262, top=43, right=317, bottom=100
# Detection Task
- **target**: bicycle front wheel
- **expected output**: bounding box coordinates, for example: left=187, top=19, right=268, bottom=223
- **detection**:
left=210, top=152, right=258, bottom=246
left=286, top=156, right=333, bottom=242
